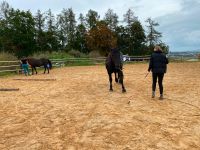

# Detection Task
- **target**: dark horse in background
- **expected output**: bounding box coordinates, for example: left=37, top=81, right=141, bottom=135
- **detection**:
left=106, top=48, right=126, bottom=93
left=27, top=58, right=52, bottom=74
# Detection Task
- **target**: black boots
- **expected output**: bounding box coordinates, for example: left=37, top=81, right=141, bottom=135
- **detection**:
left=152, top=91, right=164, bottom=100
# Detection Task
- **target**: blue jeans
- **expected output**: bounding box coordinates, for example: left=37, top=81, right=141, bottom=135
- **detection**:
left=22, top=64, right=30, bottom=75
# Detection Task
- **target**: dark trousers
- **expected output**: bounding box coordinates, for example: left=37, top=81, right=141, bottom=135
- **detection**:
left=152, top=73, right=164, bottom=94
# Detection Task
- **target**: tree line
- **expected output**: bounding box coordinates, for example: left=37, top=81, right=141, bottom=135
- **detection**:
left=0, top=1, right=169, bottom=58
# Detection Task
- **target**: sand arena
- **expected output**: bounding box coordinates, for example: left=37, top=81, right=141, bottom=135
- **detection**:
left=0, top=62, right=200, bottom=149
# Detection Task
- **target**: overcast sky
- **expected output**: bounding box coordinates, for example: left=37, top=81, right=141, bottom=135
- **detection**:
left=3, top=0, right=200, bottom=52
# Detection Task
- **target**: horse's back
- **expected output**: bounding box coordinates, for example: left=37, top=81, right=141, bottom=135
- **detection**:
left=27, top=58, right=43, bottom=67
left=40, top=58, right=48, bottom=62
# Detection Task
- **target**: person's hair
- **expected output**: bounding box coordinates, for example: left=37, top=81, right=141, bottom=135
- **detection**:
left=154, top=45, right=162, bottom=52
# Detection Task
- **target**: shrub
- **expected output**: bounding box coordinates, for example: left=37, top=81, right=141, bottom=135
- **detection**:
left=88, top=50, right=102, bottom=58
left=68, top=50, right=85, bottom=58
left=0, top=52, right=18, bottom=61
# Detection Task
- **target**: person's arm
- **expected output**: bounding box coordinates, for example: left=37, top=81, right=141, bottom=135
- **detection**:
left=148, top=55, right=153, bottom=72
left=165, top=55, right=169, bottom=64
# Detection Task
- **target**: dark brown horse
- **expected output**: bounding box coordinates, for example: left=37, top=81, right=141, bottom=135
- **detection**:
left=106, top=48, right=126, bottom=92
left=27, top=58, right=52, bottom=74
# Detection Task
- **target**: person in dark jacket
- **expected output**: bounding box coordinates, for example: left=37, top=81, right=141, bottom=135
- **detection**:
left=148, top=46, right=168, bottom=100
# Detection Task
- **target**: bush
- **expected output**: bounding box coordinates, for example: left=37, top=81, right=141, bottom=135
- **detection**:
left=32, top=51, right=50, bottom=59
left=32, top=51, right=72, bottom=59
left=0, top=52, right=18, bottom=61
left=88, top=50, right=102, bottom=58
left=68, top=50, right=86, bottom=58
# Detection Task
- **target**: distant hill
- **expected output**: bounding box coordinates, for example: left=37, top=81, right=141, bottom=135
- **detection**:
left=170, top=49, right=200, bottom=53
left=169, top=50, right=200, bottom=56
left=168, top=50, right=200, bottom=60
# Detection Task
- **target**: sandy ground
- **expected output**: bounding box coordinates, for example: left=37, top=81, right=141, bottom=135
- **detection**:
left=0, top=62, right=200, bottom=150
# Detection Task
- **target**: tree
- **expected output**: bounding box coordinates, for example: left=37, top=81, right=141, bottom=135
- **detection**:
left=74, top=24, right=87, bottom=53
left=57, top=9, right=67, bottom=49
left=115, top=25, right=129, bottom=54
left=123, top=8, right=138, bottom=27
left=65, top=8, right=76, bottom=50
left=79, top=13, right=85, bottom=26
left=104, top=9, right=118, bottom=31
left=35, top=9, right=47, bottom=51
left=1, top=9, right=36, bottom=57
left=0, top=1, right=11, bottom=51
left=0, top=1, right=10, bottom=20
left=57, top=8, right=76, bottom=51
left=45, top=9, right=59, bottom=51
left=73, top=13, right=88, bottom=53
left=122, top=8, right=139, bottom=55
left=130, top=21, right=146, bottom=55
left=86, top=21, right=117, bottom=56
left=86, top=9, right=100, bottom=30
left=0, top=1, right=168, bottom=56
left=145, top=18, right=162, bottom=49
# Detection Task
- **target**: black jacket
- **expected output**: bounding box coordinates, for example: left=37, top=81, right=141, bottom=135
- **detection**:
left=148, top=51, right=168, bottom=73
left=21, top=58, right=28, bottom=64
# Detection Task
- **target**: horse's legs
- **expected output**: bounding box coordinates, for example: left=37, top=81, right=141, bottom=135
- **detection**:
left=34, top=67, right=37, bottom=74
left=44, top=66, right=46, bottom=74
left=114, top=72, right=118, bottom=83
left=46, top=65, right=49, bottom=74
left=121, top=81, right=126, bottom=93
left=31, top=67, right=34, bottom=75
left=119, top=71, right=126, bottom=93
left=109, top=73, right=113, bottom=91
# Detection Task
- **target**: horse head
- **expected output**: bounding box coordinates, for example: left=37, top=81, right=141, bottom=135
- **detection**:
left=110, top=48, right=123, bottom=71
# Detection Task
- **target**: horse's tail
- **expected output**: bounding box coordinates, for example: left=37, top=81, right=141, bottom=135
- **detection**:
left=48, top=59, right=52, bottom=69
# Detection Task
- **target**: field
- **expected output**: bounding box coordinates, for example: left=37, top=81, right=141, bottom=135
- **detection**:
left=0, top=62, right=200, bottom=150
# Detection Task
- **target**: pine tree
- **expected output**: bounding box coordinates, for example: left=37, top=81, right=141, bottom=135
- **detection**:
left=145, top=18, right=162, bottom=49
left=104, top=9, right=118, bottom=31
left=35, top=10, right=46, bottom=51
left=86, top=9, right=100, bottom=30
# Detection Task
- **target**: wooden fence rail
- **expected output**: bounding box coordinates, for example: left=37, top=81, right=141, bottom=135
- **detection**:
left=0, top=56, right=150, bottom=74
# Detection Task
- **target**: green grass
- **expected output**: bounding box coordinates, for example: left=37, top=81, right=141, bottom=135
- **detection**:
left=0, top=71, right=18, bottom=77
left=32, top=51, right=73, bottom=59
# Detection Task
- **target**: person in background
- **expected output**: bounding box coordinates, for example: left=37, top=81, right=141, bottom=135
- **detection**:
left=21, top=57, right=30, bottom=76
left=148, top=45, right=169, bottom=100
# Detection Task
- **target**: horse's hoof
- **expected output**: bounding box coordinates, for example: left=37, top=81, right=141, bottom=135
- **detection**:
left=110, top=89, right=113, bottom=92
left=122, top=89, right=126, bottom=93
